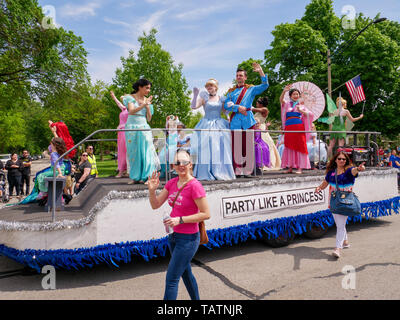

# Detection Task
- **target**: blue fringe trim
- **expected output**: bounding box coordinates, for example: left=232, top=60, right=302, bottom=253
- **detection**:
left=1, top=196, right=399, bottom=273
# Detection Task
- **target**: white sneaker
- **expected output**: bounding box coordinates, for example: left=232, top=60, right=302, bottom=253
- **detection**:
left=332, top=249, right=341, bottom=258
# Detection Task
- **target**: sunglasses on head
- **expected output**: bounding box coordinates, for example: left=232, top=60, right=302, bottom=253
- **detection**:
left=173, top=160, right=190, bottom=166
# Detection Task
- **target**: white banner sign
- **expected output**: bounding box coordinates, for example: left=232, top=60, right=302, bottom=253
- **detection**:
left=221, top=188, right=325, bottom=218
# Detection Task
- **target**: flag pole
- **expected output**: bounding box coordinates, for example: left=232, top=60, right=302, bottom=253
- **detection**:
left=323, top=73, right=362, bottom=93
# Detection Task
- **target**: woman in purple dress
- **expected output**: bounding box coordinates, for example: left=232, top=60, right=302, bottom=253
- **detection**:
left=254, top=119, right=270, bottom=174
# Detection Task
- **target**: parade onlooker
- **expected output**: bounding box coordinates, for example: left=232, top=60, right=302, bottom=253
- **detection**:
left=315, top=152, right=365, bottom=258
left=86, top=145, right=98, bottom=180
left=19, top=150, right=32, bottom=195
left=147, top=149, right=210, bottom=300
left=389, top=148, right=400, bottom=187
left=389, top=149, right=400, bottom=169
left=5, top=153, right=23, bottom=197
left=74, top=153, right=92, bottom=195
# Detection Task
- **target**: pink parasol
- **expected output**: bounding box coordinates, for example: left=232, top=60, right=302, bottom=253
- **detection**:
left=284, top=81, right=325, bottom=121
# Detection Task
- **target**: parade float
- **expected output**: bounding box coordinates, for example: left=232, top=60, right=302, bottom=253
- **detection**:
left=0, top=167, right=398, bottom=273
left=0, top=82, right=399, bottom=272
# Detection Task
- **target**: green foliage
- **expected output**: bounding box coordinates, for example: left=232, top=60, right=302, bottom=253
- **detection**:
left=0, top=0, right=88, bottom=100
left=236, top=0, right=400, bottom=139
left=186, top=112, right=203, bottom=129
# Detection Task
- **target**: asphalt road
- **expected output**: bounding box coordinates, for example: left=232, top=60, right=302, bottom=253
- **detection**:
left=0, top=213, right=399, bottom=300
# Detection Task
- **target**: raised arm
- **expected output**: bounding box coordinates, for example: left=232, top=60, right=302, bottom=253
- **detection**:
left=147, top=171, right=169, bottom=209
left=351, top=162, right=366, bottom=176
left=48, top=120, right=58, bottom=138
left=280, top=84, right=291, bottom=106
left=110, top=91, right=126, bottom=112
left=345, top=109, right=364, bottom=123
left=191, top=87, right=205, bottom=110
left=251, top=63, right=269, bottom=96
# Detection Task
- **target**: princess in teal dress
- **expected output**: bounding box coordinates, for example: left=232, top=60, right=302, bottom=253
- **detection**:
left=123, top=79, right=160, bottom=184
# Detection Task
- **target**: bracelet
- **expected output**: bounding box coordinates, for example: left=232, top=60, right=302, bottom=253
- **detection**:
left=179, top=216, right=184, bottom=224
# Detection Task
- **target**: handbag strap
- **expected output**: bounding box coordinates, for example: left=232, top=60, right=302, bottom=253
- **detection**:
left=334, top=168, right=338, bottom=191
left=171, top=179, right=191, bottom=208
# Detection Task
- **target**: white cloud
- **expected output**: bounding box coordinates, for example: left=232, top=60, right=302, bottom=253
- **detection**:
left=141, top=10, right=168, bottom=34
left=103, top=17, right=131, bottom=28
left=174, top=4, right=229, bottom=21
left=108, top=40, right=139, bottom=57
left=173, top=32, right=257, bottom=69
left=60, top=2, right=101, bottom=18
left=87, top=53, right=123, bottom=84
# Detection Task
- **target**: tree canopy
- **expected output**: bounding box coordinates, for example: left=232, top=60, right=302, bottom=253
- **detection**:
left=237, top=0, right=400, bottom=139
left=110, top=29, right=192, bottom=129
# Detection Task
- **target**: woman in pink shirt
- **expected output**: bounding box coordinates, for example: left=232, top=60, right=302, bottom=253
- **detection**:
left=147, top=149, right=210, bottom=300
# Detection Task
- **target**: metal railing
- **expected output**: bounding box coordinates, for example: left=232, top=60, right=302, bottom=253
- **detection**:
left=50, top=128, right=381, bottom=221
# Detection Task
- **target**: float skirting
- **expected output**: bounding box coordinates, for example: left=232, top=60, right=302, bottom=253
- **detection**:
left=0, top=196, right=399, bottom=272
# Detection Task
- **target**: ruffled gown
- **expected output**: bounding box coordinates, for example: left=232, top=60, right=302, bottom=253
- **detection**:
left=281, top=101, right=313, bottom=169
left=307, top=132, right=328, bottom=163
left=255, top=131, right=270, bottom=168
left=190, top=92, right=235, bottom=180
left=253, top=113, right=281, bottom=170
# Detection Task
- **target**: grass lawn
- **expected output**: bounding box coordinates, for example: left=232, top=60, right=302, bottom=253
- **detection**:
left=96, top=155, right=118, bottom=178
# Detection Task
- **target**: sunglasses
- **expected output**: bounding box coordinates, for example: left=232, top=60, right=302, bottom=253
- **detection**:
left=173, top=160, right=190, bottom=166
left=82, top=154, right=88, bottom=157
left=337, top=158, right=347, bottom=161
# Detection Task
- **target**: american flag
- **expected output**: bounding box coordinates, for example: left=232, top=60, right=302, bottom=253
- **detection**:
left=345, top=75, right=366, bottom=105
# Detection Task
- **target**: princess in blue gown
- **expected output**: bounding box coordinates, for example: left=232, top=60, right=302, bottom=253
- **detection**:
left=190, top=79, right=235, bottom=180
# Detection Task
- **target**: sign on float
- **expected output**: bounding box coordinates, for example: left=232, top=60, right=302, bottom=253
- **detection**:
left=222, top=188, right=325, bottom=218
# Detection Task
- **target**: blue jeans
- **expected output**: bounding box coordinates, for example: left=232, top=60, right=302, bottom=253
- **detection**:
left=164, top=232, right=200, bottom=300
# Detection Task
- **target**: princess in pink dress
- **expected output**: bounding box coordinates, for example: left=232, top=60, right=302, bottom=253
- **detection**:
left=280, top=85, right=314, bottom=174
left=110, top=91, right=129, bottom=178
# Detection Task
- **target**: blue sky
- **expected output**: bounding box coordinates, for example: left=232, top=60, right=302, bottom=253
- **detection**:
left=38, top=0, right=399, bottom=95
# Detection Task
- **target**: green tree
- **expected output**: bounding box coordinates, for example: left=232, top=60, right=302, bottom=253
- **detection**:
left=237, top=0, right=400, bottom=138
left=0, top=0, right=88, bottom=100
left=111, top=29, right=191, bottom=128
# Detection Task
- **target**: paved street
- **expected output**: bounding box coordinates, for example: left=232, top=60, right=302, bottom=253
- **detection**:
left=0, top=213, right=399, bottom=300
